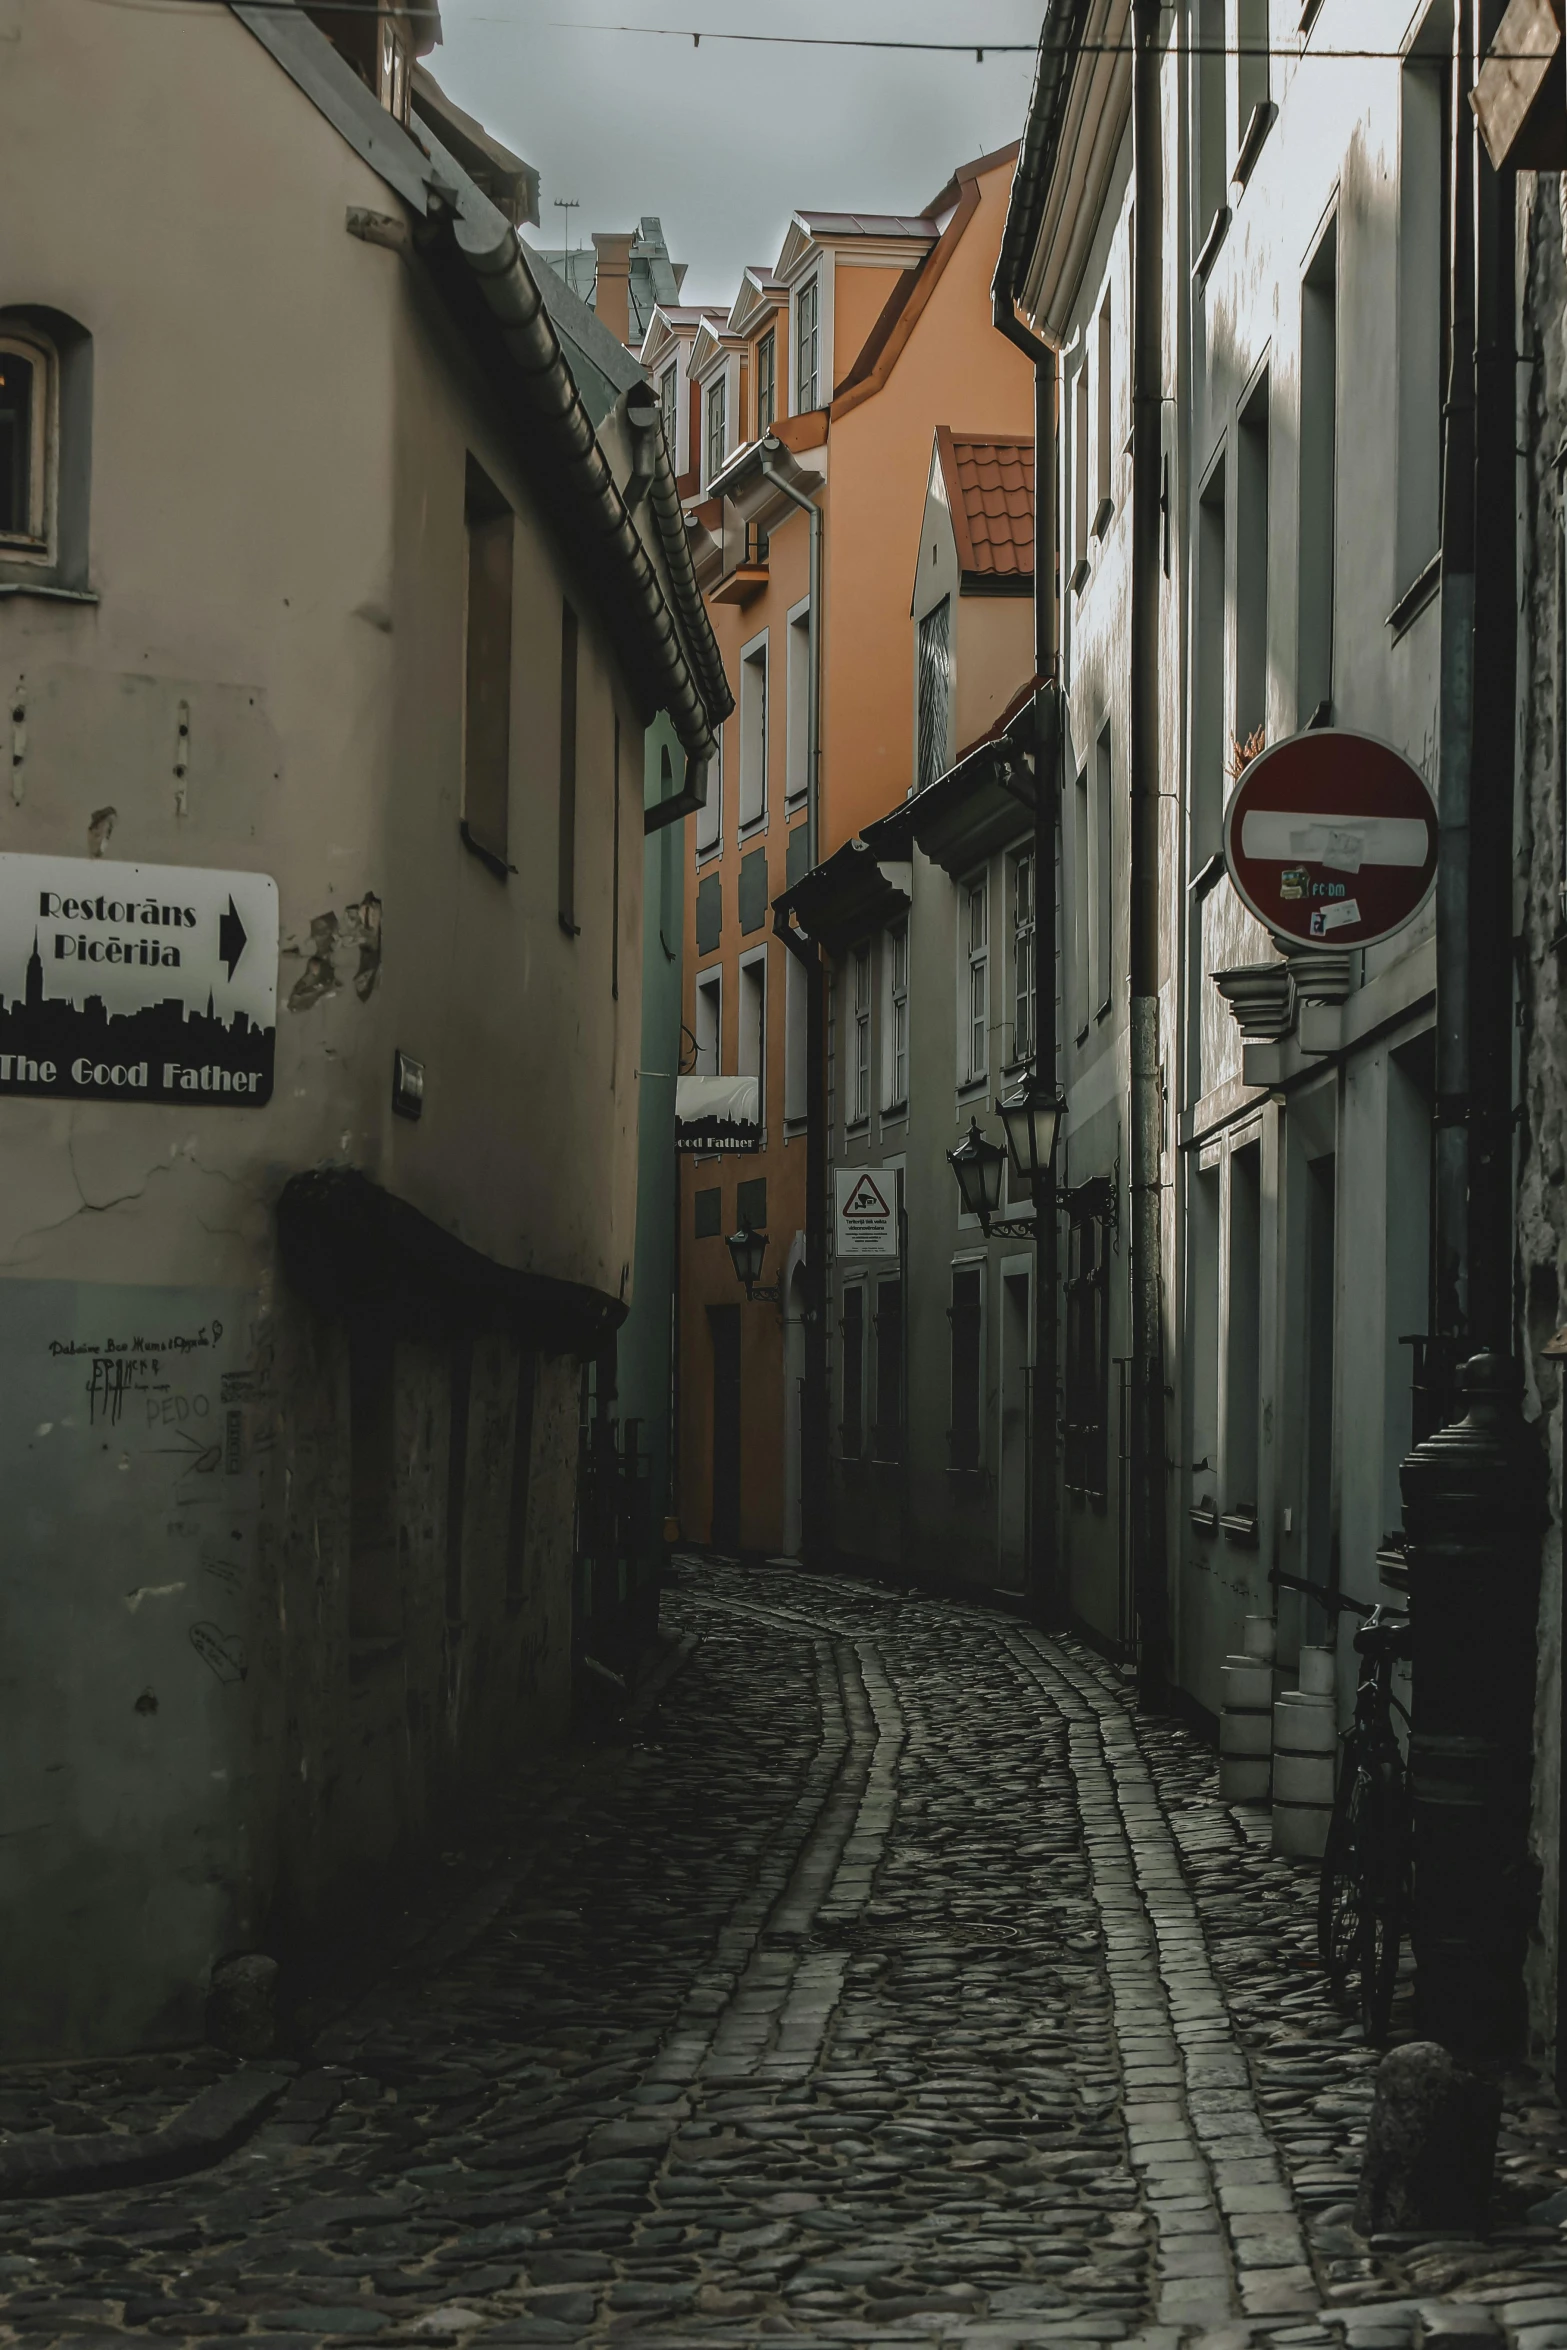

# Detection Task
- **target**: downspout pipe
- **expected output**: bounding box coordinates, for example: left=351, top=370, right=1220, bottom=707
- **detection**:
left=1129, top=0, right=1170, bottom=1706
left=993, top=289, right=1063, bottom=1629
left=762, top=439, right=828, bottom=1564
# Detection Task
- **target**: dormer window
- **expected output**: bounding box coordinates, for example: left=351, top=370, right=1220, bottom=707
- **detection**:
left=380, top=18, right=411, bottom=122
left=705, top=376, right=727, bottom=487
left=795, top=277, right=820, bottom=411
left=659, top=362, right=678, bottom=456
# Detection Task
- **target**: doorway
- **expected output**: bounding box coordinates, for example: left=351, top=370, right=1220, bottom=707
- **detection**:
left=708, top=1303, right=741, bottom=1555
left=997, top=1264, right=1032, bottom=1592
left=782, top=1262, right=806, bottom=1557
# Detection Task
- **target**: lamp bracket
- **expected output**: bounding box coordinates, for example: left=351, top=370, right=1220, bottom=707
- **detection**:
left=984, top=1217, right=1039, bottom=1241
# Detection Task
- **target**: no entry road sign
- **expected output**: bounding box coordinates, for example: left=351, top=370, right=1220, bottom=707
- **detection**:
left=1222, top=729, right=1438, bottom=952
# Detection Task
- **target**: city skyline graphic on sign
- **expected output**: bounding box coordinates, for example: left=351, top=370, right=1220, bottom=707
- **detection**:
left=0, top=930, right=275, bottom=1105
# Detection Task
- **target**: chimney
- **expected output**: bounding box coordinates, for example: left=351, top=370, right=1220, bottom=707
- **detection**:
left=592, top=231, right=633, bottom=346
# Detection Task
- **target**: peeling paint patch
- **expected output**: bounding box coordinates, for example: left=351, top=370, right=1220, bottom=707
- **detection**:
left=286, top=893, right=382, bottom=1011
left=124, top=1581, right=186, bottom=1612
left=87, top=805, right=116, bottom=857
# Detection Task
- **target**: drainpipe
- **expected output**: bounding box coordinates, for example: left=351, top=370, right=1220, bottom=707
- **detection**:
left=1128, top=0, right=1170, bottom=1706
left=993, top=287, right=1062, bottom=1628
left=1396, top=0, right=1544, bottom=2085
left=762, top=439, right=828, bottom=1563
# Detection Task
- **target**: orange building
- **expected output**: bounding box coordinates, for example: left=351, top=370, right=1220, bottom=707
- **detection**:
left=646, top=146, right=1033, bottom=1558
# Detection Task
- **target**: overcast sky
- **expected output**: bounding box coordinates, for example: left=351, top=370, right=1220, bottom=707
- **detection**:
left=431, top=1, right=1044, bottom=307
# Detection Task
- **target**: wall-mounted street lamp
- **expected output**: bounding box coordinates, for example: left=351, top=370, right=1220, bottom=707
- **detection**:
left=947, top=1117, right=1007, bottom=1232
left=998, top=1069, right=1066, bottom=1195
left=726, top=1219, right=780, bottom=1303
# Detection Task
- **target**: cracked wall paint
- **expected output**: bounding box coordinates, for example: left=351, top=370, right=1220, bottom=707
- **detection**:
left=285, top=894, right=382, bottom=1013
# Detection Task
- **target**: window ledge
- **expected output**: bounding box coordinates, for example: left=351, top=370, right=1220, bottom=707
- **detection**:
left=1387, top=552, right=1440, bottom=640
left=844, top=1116, right=871, bottom=1138
left=1193, top=205, right=1232, bottom=284
left=881, top=1101, right=908, bottom=1122
left=738, top=814, right=768, bottom=839
left=1232, top=100, right=1277, bottom=191
left=1092, top=494, right=1116, bottom=541
left=956, top=1076, right=989, bottom=1104
left=459, top=820, right=512, bottom=880
left=783, top=1114, right=808, bottom=1140
left=0, top=580, right=98, bottom=604
left=1069, top=554, right=1091, bottom=596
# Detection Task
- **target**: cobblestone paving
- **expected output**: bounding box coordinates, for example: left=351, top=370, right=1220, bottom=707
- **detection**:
left=4, top=1559, right=1567, bottom=2350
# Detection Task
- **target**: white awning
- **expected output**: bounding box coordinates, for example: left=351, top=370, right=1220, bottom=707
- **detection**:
left=675, top=1073, right=760, bottom=1150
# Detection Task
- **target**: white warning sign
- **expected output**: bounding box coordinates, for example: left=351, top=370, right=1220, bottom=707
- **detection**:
left=835, top=1166, right=898, bottom=1259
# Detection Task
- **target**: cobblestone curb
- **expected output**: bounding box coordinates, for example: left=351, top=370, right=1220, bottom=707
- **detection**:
left=0, top=2067, right=289, bottom=2202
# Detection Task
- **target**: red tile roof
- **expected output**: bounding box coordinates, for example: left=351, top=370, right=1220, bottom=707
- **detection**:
left=936, top=428, right=1034, bottom=582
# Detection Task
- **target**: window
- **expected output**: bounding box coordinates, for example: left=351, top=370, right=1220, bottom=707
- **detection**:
left=949, top=1264, right=983, bottom=1472
left=504, top=1349, right=537, bottom=1617
left=738, top=951, right=766, bottom=1084
left=462, top=459, right=514, bottom=869
left=1197, top=0, right=1228, bottom=235
left=695, top=971, right=722, bottom=1075
left=1072, top=767, right=1091, bottom=1036
left=1298, top=221, right=1338, bottom=725
left=785, top=946, right=808, bottom=1124
left=756, top=329, right=777, bottom=436
left=1237, top=0, right=1269, bottom=149
left=841, top=1281, right=866, bottom=1458
left=917, top=597, right=952, bottom=792
left=885, top=922, right=909, bottom=1108
left=379, top=16, right=411, bottom=122
left=659, top=362, right=679, bottom=458
left=795, top=276, right=821, bottom=412
left=1012, top=853, right=1036, bottom=1063
left=1194, top=455, right=1227, bottom=863
left=697, top=727, right=723, bottom=860
left=874, top=1273, right=904, bottom=1462
left=1093, top=726, right=1112, bottom=1017
left=786, top=600, right=811, bottom=803
left=0, top=339, right=46, bottom=549
left=558, top=601, right=579, bottom=932
left=705, top=374, right=727, bottom=486
left=1073, top=366, right=1090, bottom=575
left=1235, top=373, right=1269, bottom=757
left=1064, top=1197, right=1110, bottom=1502
left=739, top=634, right=768, bottom=826
left=1095, top=292, right=1113, bottom=528
left=1397, top=11, right=1451, bottom=588
left=964, top=878, right=989, bottom=1084
left=850, top=941, right=871, bottom=1125
left=349, top=1324, right=400, bottom=1640
left=445, top=1335, right=472, bottom=1625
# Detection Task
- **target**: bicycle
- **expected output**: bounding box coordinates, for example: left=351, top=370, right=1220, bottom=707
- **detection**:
left=1273, top=1571, right=1412, bottom=2043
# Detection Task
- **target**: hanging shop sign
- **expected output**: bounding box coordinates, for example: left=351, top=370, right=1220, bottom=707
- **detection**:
left=1222, top=730, right=1438, bottom=951
left=835, top=1166, right=899, bottom=1258
left=0, top=854, right=279, bottom=1106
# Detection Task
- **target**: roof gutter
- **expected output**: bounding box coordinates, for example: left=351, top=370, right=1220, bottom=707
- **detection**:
left=447, top=207, right=722, bottom=783
left=993, top=0, right=1095, bottom=312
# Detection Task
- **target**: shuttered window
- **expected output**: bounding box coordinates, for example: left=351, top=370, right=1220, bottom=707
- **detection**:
left=917, top=596, right=952, bottom=792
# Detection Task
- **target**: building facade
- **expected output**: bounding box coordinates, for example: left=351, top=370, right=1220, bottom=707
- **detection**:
left=656, top=149, right=1035, bottom=1558
left=0, top=0, right=722, bottom=2053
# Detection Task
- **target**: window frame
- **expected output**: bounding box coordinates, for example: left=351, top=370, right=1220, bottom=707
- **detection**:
left=705, top=373, right=728, bottom=488
left=695, top=720, right=723, bottom=861
left=0, top=331, right=53, bottom=559
left=658, top=361, right=679, bottom=463
left=756, top=328, right=777, bottom=437
left=917, top=595, right=953, bottom=795
left=961, top=874, right=989, bottom=1088
left=1011, top=851, right=1036, bottom=1066
left=849, top=938, right=872, bottom=1128
left=694, top=968, right=723, bottom=1077
left=785, top=595, right=812, bottom=805
left=884, top=920, right=909, bottom=1111
left=1064, top=1195, right=1112, bottom=1504
left=738, top=629, right=768, bottom=831
left=795, top=275, right=821, bottom=413
left=737, top=944, right=767, bottom=1103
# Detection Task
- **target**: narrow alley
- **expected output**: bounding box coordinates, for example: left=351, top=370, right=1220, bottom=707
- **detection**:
left=3, top=1561, right=1566, bottom=2348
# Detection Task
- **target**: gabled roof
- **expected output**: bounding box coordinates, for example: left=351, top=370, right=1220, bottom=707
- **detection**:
left=796, top=210, right=937, bottom=238
left=934, top=428, right=1034, bottom=586
left=639, top=304, right=727, bottom=374
left=728, top=267, right=788, bottom=338
left=776, top=211, right=935, bottom=284
left=689, top=315, right=745, bottom=379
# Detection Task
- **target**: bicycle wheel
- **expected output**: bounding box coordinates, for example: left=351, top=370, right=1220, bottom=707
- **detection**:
left=1356, top=1754, right=1407, bottom=2044
left=1317, top=1745, right=1368, bottom=1994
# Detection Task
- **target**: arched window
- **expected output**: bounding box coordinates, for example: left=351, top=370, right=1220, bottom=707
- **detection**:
left=0, top=331, right=52, bottom=552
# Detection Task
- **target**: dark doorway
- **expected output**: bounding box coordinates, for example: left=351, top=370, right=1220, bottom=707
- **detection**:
left=708, top=1304, right=741, bottom=1555
left=1305, top=1154, right=1337, bottom=1637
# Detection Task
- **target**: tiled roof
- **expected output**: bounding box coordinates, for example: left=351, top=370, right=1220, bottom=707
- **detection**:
left=938, top=429, right=1034, bottom=581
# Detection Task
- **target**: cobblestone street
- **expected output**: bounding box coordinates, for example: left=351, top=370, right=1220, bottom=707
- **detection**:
left=7, top=1560, right=1567, bottom=2350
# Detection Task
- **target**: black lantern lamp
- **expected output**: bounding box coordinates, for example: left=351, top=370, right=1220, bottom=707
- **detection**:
left=947, top=1117, right=1007, bottom=1232
left=726, top=1219, right=777, bottom=1302
left=998, top=1070, right=1066, bottom=1196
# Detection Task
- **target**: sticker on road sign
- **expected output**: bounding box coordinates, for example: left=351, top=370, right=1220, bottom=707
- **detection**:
left=836, top=1166, right=898, bottom=1258
left=1222, top=729, right=1438, bottom=952
left=0, top=853, right=279, bottom=1106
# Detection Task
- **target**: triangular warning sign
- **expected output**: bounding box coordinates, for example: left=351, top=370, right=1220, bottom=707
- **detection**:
left=843, top=1173, right=891, bottom=1219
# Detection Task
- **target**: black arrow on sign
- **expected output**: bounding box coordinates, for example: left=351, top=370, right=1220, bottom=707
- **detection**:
left=218, top=895, right=247, bottom=982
